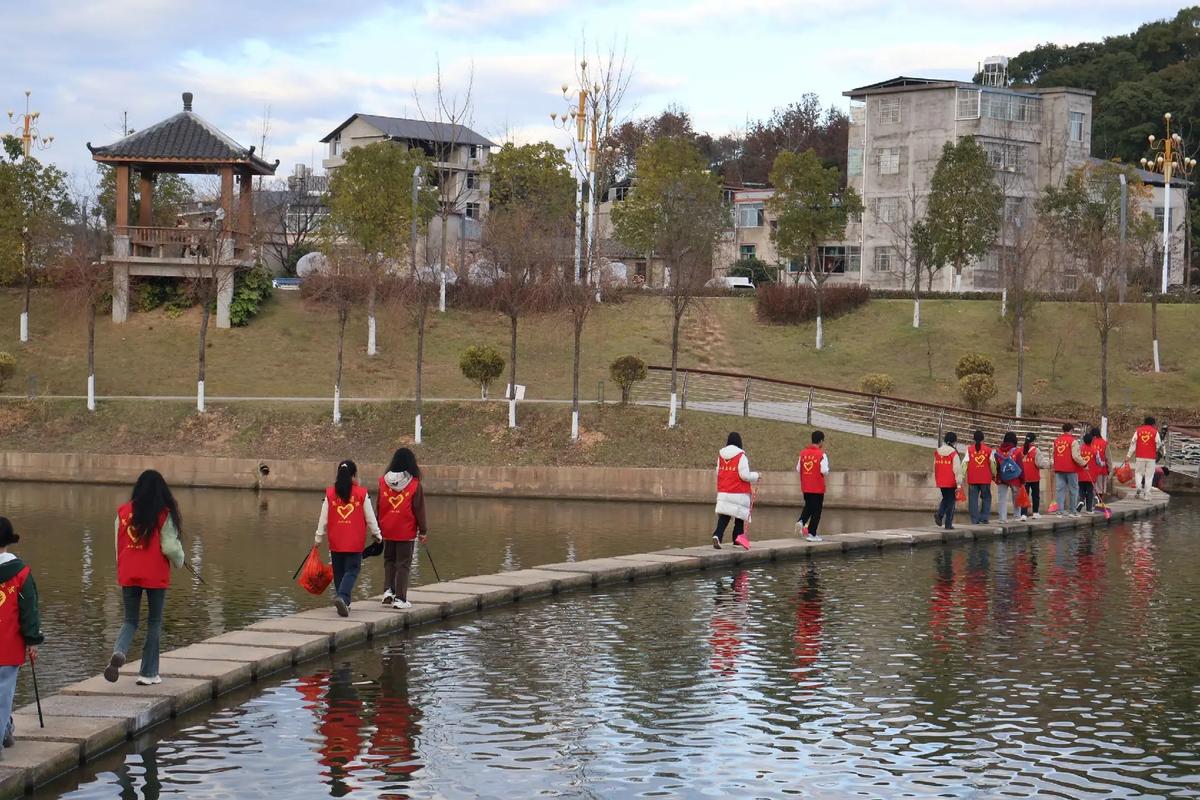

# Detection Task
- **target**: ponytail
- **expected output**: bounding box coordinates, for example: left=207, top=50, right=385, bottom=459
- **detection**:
left=334, top=460, right=357, bottom=503
left=972, top=429, right=984, bottom=452
left=1023, top=432, right=1036, bottom=455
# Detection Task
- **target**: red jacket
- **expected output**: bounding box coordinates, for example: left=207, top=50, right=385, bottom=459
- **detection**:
left=378, top=477, right=421, bottom=542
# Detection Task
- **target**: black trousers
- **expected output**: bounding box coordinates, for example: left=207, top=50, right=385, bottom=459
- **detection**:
left=1079, top=481, right=1096, bottom=512
left=799, top=492, right=825, bottom=536
left=712, top=515, right=744, bottom=542
left=936, top=487, right=956, bottom=529
left=1025, top=481, right=1041, bottom=514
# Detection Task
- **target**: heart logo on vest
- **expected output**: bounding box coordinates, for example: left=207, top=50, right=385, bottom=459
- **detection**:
left=388, top=494, right=405, bottom=510
left=334, top=503, right=355, bottom=521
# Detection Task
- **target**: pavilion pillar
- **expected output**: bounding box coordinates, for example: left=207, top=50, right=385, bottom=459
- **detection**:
left=137, top=171, right=154, bottom=228
left=238, top=172, right=253, bottom=258
left=114, top=164, right=131, bottom=257
left=112, top=263, right=129, bottom=323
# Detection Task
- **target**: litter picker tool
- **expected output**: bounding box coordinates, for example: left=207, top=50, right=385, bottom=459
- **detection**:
left=423, top=543, right=442, bottom=583
left=29, top=652, right=43, bottom=729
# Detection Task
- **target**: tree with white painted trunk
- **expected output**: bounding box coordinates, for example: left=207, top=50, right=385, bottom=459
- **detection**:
left=51, top=203, right=109, bottom=412
left=767, top=149, right=862, bottom=350
left=304, top=239, right=371, bottom=426
left=876, top=185, right=934, bottom=328
left=611, top=137, right=727, bottom=428
left=186, top=214, right=237, bottom=414
left=926, top=137, right=1002, bottom=292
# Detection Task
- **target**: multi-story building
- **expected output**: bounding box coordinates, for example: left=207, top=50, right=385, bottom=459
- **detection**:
left=320, top=114, right=496, bottom=259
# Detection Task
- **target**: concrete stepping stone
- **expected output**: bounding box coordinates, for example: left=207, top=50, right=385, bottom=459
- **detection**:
left=16, top=694, right=170, bottom=736
left=120, top=658, right=252, bottom=696
left=891, top=529, right=947, bottom=545
left=404, top=590, right=478, bottom=617
left=414, top=580, right=517, bottom=608
left=59, top=675, right=211, bottom=716
left=538, top=558, right=642, bottom=585
left=455, top=569, right=583, bottom=597
left=825, top=533, right=884, bottom=551
left=294, top=606, right=407, bottom=638
left=0, top=767, right=26, bottom=799
left=8, top=713, right=126, bottom=762
left=247, top=616, right=368, bottom=649
left=610, top=553, right=703, bottom=577
left=205, top=630, right=330, bottom=663
left=652, top=547, right=742, bottom=568
left=0, top=739, right=77, bottom=791
left=158, top=643, right=293, bottom=680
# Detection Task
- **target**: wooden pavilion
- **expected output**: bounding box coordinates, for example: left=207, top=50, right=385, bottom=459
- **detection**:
left=87, top=92, right=278, bottom=327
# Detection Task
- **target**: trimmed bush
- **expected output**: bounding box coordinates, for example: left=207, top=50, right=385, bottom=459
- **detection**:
left=959, top=373, right=997, bottom=410
left=955, top=352, right=995, bottom=380
left=0, top=352, right=14, bottom=390
left=609, top=355, right=648, bottom=404
left=859, top=373, right=895, bottom=396
left=755, top=284, right=870, bottom=324
left=459, top=345, right=506, bottom=399
left=728, top=256, right=774, bottom=285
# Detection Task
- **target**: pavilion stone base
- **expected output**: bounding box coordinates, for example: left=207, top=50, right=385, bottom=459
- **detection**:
left=108, top=259, right=239, bottom=329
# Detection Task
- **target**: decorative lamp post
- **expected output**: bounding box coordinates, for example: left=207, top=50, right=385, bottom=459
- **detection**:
left=7, top=91, right=53, bottom=343
left=1140, top=113, right=1195, bottom=295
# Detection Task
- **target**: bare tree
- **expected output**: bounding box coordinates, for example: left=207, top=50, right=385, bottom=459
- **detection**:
left=52, top=187, right=110, bottom=411
left=304, top=239, right=370, bottom=425
left=257, top=174, right=327, bottom=275
left=999, top=201, right=1046, bottom=417
left=878, top=185, right=935, bottom=327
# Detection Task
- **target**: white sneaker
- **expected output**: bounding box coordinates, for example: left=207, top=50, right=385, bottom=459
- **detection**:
left=804, top=533, right=823, bottom=543
left=381, top=590, right=395, bottom=606
left=1019, top=515, right=1028, bottom=522
left=392, top=599, right=412, bottom=610
left=136, top=675, right=162, bottom=686
left=1032, top=513, right=1040, bottom=519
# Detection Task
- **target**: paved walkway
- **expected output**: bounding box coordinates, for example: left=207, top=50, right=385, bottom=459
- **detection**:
left=0, top=491, right=1169, bottom=796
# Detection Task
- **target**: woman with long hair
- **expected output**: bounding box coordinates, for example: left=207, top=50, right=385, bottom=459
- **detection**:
left=377, top=448, right=428, bottom=610
left=712, top=432, right=760, bottom=550
left=315, top=460, right=382, bottom=617
left=104, top=470, right=185, bottom=685
left=933, top=431, right=963, bottom=530
left=994, top=431, right=1023, bottom=524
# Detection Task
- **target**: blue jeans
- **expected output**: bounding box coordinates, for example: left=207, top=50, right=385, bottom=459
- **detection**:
left=331, top=552, right=362, bottom=606
left=115, top=587, right=166, bottom=678
left=968, top=484, right=991, bottom=524
left=1055, top=472, right=1079, bottom=515
left=0, top=665, right=17, bottom=748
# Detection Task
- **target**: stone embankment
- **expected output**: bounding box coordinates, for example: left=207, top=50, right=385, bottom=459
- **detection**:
left=0, top=492, right=1169, bottom=796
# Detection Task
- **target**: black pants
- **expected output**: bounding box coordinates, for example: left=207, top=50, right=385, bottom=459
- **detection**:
left=1079, top=481, right=1095, bottom=512
left=712, top=515, right=744, bottom=542
left=1025, top=481, right=1040, bottom=514
left=799, top=492, right=825, bottom=536
left=936, top=487, right=956, bottom=529
left=383, top=540, right=416, bottom=600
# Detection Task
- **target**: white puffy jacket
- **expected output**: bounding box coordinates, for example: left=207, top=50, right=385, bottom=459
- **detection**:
left=714, top=444, right=760, bottom=521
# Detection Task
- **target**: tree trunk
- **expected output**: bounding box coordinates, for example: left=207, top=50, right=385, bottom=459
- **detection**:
left=508, top=312, right=518, bottom=428
left=571, top=311, right=583, bottom=441
left=1151, top=290, right=1161, bottom=373
left=1100, top=325, right=1109, bottom=425
left=87, top=301, right=96, bottom=412
left=912, top=265, right=921, bottom=329
left=439, top=214, right=449, bottom=276
left=197, top=298, right=211, bottom=413
left=415, top=298, right=427, bottom=443
left=669, top=307, right=682, bottom=428
left=1015, top=303, right=1025, bottom=417
left=334, top=306, right=347, bottom=425
left=814, top=280, right=825, bottom=350
left=367, top=281, right=377, bottom=357
left=21, top=260, right=30, bottom=344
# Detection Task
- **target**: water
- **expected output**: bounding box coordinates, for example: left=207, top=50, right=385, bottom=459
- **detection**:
left=0, top=481, right=923, bottom=702
left=32, top=498, right=1200, bottom=799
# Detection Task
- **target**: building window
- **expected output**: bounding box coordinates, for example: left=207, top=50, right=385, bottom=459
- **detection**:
left=465, top=202, right=480, bottom=220
left=1154, top=206, right=1165, bottom=223
left=875, top=197, right=899, bottom=224
left=985, top=142, right=1025, bottom=173
left=956, top=88, right=981, bottom=120
left=874, top=247, right=893, bottom=272
left=736, top=203, right=765, bottom=228
left=801, top=245, right=860, bottom=274
left=1066, top=111, right=1086, bottom=143
left=466, top=172, right=478, bottom=189
left=1004, top=196, right=1024, bottom=225
left=330, top=135, right=341, bottom=156
left=610, top=185, right=629, bottom=202
left=469, top=144, right=481, bottom=159
left=878, top=147, right=901, bottom=175
left=739, top=244, right=757, bottom=259
left=847, top=147, right=863, bottom=176
left=878, top=98, right=901, bottom=125
left=980, top=91, right=1041, bottom=123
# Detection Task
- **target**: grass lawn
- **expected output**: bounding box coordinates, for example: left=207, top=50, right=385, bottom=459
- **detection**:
left=0, top=399, right=930, bottom=471
left=1, top=289, right=1197, bottom=420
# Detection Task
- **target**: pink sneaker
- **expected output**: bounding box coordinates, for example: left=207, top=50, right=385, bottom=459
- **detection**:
left=734, top=535, right=751, bottom=550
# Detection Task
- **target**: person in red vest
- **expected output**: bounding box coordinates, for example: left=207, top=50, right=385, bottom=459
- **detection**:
left=104, top=470, right=185, bottom=686
left=1053, top=422, right=1086, bottom=518
left=1077, top=431, right=1098, bottom=513
left=1126, top=416, right=1162, bottom=499
left=712, top=432, right=760, bottom=550
left=315, top=460, right=382, bottom=617
left=1089, top=426, right=1110, bottom=501
left=794, top=431, right=828, bottom=543
left=1020, top=433, right=1048, bottom=519
left=377, top=448, right=428, bottom=610
left=993, top=431, right=1025, bottom=523
left=965, top=430, right=995, bottom=525
left=0, top=518, right=42, bottom=752
left=933, top=431, right=964, bottom=530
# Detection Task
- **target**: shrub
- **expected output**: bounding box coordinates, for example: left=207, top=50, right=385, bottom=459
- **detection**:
left=955, top=352, right=995, bottom=380
left=755, top=284, right=870, bottom=324
left=728, top=256, right=774, bottom=285
left=459, top=345, right=506, bottom=399
left=229, top=266, right=274, bottom=327
left=859, top=373, right=895, bottom=396
left=609, top=355, right=648, bottom=404
left=959, top=373, right=997, bottom=410
left=0, top=352, right=14, bottom=390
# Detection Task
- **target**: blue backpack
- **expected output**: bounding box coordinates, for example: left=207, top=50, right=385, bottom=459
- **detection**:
left=997, top=451, right=1022, bottom=482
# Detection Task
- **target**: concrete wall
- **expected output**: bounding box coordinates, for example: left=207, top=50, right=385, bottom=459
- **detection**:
left=0, top=451, right=945, bottom=510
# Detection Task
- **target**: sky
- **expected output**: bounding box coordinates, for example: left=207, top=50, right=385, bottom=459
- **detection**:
left=0, top=0, right=1187, bottom=190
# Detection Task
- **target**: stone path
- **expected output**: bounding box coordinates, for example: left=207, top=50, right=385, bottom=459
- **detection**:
left=0, top=492, right=1170, bottom=796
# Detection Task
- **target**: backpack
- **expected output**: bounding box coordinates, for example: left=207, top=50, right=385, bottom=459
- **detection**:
left=997, top=451, right=1022, bottom=482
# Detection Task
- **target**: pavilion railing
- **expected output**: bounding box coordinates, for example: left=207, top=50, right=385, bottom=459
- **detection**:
left=115, top=226, right=251, bottom=259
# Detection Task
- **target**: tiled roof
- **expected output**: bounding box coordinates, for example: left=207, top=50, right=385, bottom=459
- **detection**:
left=322, top=113, right=496, bottom=148
left=89, top=105, right=277, bottom=175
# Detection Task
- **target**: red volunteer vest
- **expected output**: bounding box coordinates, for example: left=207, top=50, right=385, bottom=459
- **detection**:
left=1093, top=437, right=1109, bottom=475
left=116, top=502, right=171, bottom=589
left=933, top=450, right=958, bottom=489
left=1134, top=426, right=1158, bottom=459
left=716, top=452, right=751, bottom=495
left=325, top=485, right=368, bottom=553
left=1076, top=444, right=1094, bottom=480
left=966, top=445, right=993, bottom=485
left=1021, top=446, right=1040, bottom=482
left=798, top=447, right=826, bottom=494
left=378, top=477, right=420, bottom=542
left=1053, top=434, right=1077, bottom=473
left=0, top=567, right=30, bottom=666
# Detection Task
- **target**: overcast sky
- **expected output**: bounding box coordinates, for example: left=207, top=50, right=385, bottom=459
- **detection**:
left=1, top=0, right=1185, bottom=187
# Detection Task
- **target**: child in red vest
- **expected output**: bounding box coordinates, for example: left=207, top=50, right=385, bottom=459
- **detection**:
left=104, top=470, right=185, bottom=686
left=965, top=430, right=996, bottom=525
left=315, top=460, right=383, bottom=617
left=1020, top=433, right=1048, bottom=519
left=794, top=430, right=828, bottom=542
left=1078, top=432, right=1098, bottom=513
left=713, top=432, right=760, bottom=550
left=0, top=517, right=42, bottom=751
left=377, top=448, right=428, bottom=610
left=933, top=432, right=964, bottom=530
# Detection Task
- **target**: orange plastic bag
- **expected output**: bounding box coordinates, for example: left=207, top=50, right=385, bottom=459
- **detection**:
left=298, top=546, right=333, bottom=596
left=1115, top=462, right=1134, bottom=485
left=955, top=486, right=966, bottom=504
left=1016, top=486, right=1031, bottom=509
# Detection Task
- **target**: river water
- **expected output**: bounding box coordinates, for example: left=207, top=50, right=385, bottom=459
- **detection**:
left=24, top=490, right=1200, bottom=799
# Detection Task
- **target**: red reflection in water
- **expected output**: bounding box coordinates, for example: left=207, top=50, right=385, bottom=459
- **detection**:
left=709, top=570, right=749, bottom=676
left=792, top=564, right=823, bottom=686
left=1118, top=526, right=1159, bottom=627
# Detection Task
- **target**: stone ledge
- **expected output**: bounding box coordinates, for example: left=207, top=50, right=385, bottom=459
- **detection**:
left=205, top=630, right=330, bottom=663
left=403, top=591, right=478, bottom=616
left=538, top=559, right=638, bottom=585
left=59, top=676, right=212, bottom=717
left=454, top=569, right=571, bottom=599
left=294, top=606, right=407, bottom=638
left=415, top=581, right=518, bottom=608
left=8, top=713, right=126, bottom=763
left=16, top=695, right=171, bottom=737
left=247, top=616, right=368, bottom=650
left=120, top=658, right=252, bottom=696
left=0, top=739, right=77, bottom=792
left=159, top=644, right=293, bottom=681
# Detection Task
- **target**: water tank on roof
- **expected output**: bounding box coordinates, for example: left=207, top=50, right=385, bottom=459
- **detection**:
left=980, top=56, right=1009, bottom=88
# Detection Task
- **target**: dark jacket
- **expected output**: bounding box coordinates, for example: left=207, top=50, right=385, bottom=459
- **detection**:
left=0, top=557, right=43, bottom=646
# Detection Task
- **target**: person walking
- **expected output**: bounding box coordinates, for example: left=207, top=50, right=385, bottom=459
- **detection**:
left=1127, top=416, right=1161, bottom=499
left=713, top=432, right=759, bottom=551
left=1020, top=433, right=1047, bottom=519
left=0, top=518, right=42, bottom=751
left=1078, top=432, right=1098, bottom=513
left=965, top=430, right=995, bottom=525
left=794, top=431, right=828, bottom=543
left=377, top=448, right=428, bottom=610
left=1090, top=426, right=1110, bottom=501
left=1053, top=423, right=1085, bottom=518
left=314, top=460, right=382, bottom=617
left=104, top=470, right=185, bottom=686
left=934, top=432, right=964, bottom=531
left=994, top=432, right=1024, bottom=524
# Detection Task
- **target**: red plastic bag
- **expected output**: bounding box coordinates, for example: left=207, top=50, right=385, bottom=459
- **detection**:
left=298, top=546, right=333, bottom=596
left=1115, top=462, right=1134, bottom=485
left=1016, top=486, right=1031, bottom=509
left=955, top=486, right=966, bottom=504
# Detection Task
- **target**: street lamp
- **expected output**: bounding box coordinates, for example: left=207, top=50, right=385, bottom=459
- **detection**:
left=1140, top=112, right=1196, bottom=295
left=7, top=91, right=53, bottom=159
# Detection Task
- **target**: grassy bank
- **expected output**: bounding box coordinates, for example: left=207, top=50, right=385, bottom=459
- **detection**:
left=2, top=290, right=1197, bottom=416
left=0, top=399, right=929, bottom=472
